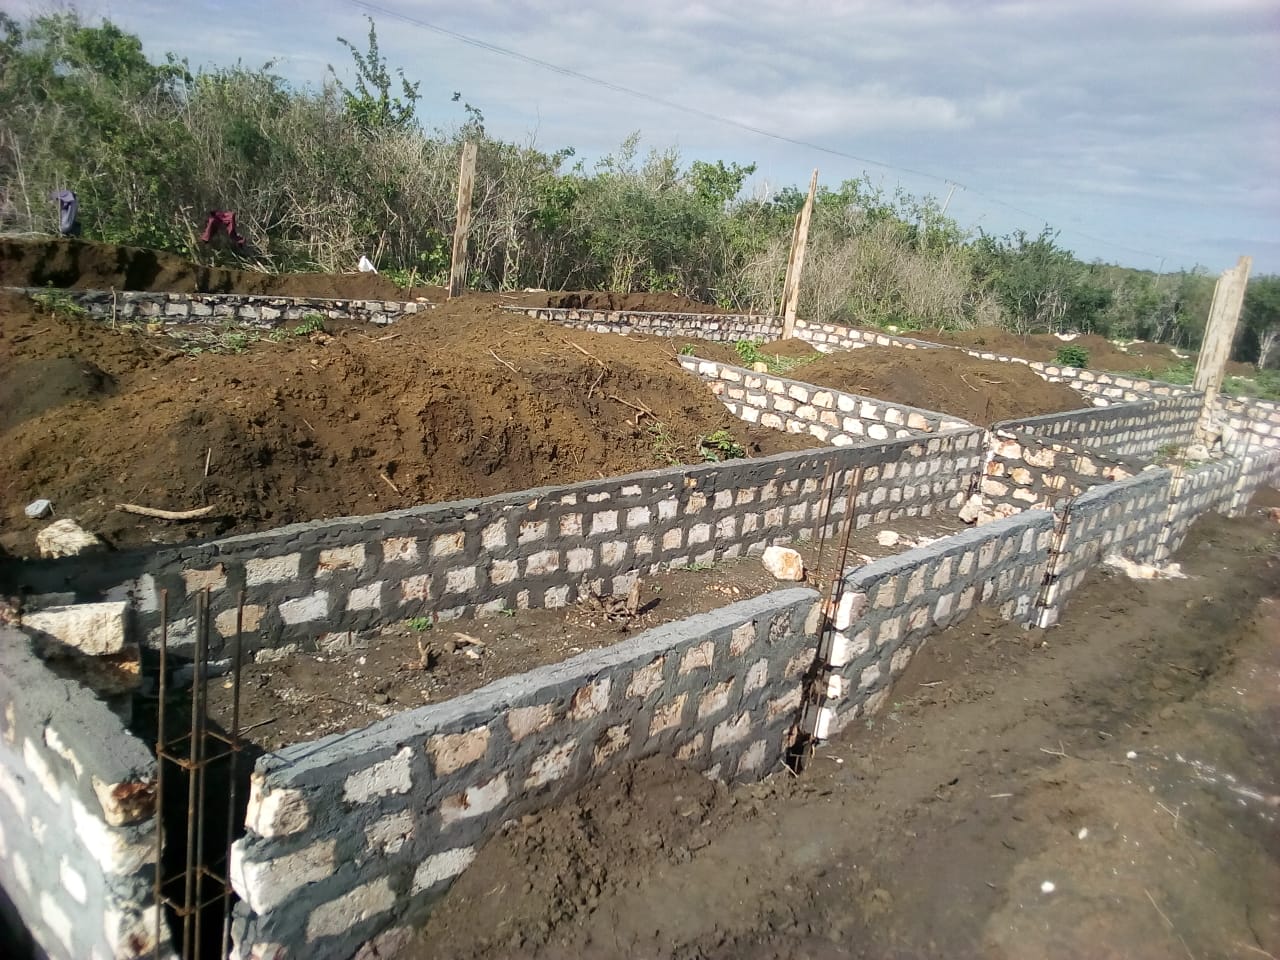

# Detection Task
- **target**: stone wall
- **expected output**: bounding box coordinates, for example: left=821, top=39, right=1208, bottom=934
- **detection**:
left=994, top=394, right=1201, bottom=459
left=16, top=435, right=984, bottom=664
left=807, top=511, right=1056, bottom=739
left=981, top=431, right=1136, bottom=515
left=678, top=355, right=974, bottom=443
left=0, top=626, right=168, bottom=960
left=513, top=306, right=783, bottom=342
left=1216, top=394, right=1280, bottom=452
left=16, top=287, right=431, bottom=327
left=1034, top=470, right=1172, bottom=627
left=790, top=319, right=942, bottom=354
left=229, top=589, right=819, bottom=960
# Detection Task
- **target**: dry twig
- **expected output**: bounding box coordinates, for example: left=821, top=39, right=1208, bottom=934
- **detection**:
left=488, top=349, right=518, bottom=374
left=116, top=503, right=216, bottom=521
left=379, top=471, right=402, bottom=496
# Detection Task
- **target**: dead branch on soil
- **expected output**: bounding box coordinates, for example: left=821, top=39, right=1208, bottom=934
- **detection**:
left=379, top=471, right=402, bottom=496
left=959, top=374, right=980, bottom=392
left=1144, top=889, right=1195, bottom=959
left=608, top=394, right=656, bottom=425
left=115, top=502, right=216, bottom=521
left=488, top=349, right=518, bottom=374
left=562, top=337, right=608, bottom=398
left=1038, top=741, right=1070, bottom=758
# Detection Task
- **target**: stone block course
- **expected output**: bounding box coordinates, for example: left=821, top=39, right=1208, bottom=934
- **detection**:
left=229, top=589, right=819, bottom=958
left=0, top=626, right=170, bottom=960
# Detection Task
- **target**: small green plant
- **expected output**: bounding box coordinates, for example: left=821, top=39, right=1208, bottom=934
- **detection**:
left=735, top=339, right=765, bottom=366
left=699, top=428, right=746, bottom=462
left=678, top=344, right=696, bottom=356
left=266, top=327, right=289, bottom=343
left=223, top=331, right=250, bottom=353
left=648, top=420, right=684, bottom=465
left=31, top=288, right=88, bottom=319
left=292, top=314, right=326, bottom=337
left=1054, top=344, right=1089, bottom=369
left=499, top=606, right=517, bottom=618
left=406, top=616, right=433, bottom=632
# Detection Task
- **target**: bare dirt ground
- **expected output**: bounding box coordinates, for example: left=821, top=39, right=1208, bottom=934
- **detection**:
left=415, top=497, right=1280, bottom=960
left=208, top=515, right=964, bottom=752
left=0, top=291, right=811, bottom=556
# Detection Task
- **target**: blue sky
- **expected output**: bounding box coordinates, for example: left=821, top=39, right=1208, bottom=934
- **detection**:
left=32, top=0, right=1280, bottom=273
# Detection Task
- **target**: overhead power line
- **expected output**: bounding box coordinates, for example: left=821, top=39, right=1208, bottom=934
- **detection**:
left=343, top=0, right=1192, bottom=268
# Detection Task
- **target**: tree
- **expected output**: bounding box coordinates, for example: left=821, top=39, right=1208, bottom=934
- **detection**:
left=329, top=16, right=420, bottom=132
left=1242, top=275, right=1280, bottom=369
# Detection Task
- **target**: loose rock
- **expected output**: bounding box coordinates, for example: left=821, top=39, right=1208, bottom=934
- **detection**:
left=24, top=498, right=53, bottom=519
left=35, top=518, right=105, bottom=558
left=761, top=545, right=804, bottom=581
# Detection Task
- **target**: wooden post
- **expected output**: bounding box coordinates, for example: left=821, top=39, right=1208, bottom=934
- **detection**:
left=1193, top=255, right=1251, bottom=437
left=447, top=141, right=478, bottom=300
left=781, top=168, right=819, bottom=339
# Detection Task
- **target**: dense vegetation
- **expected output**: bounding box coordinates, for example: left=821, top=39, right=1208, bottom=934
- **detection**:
left=1, top=11, right=1276, bottom=369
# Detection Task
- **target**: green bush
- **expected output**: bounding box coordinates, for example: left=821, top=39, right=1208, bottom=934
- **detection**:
left=1054, top=344, right=1089, bottom=368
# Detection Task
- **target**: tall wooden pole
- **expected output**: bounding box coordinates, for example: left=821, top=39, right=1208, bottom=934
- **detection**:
left=447, top=141, right=478, bottom=300
left=781, top=168, right=819, bottom=339
left=1193, top=254, right=1251, bottom=438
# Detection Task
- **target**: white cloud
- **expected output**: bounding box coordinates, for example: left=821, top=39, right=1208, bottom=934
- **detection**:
left=9, top=0, right=1278, bottom=271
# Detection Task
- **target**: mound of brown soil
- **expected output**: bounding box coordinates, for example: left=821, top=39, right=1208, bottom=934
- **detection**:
left=548, top=291, right=728, bottom=314
left=906, top=326, right=1221, bottom=377
left=0, top=236, right=453, bottom=299
left=0, top=292, right=812, bottom=554
left=797, top=346, right=1087, bottom=425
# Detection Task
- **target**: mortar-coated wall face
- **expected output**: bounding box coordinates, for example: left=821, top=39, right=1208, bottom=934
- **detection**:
left=515, top=306, right=784, bottom=342
left=0, top=627, right=169, bottom=960
left=1156, top=458, right=1241, bottom=559
left=996, top=395, right=1201, bottom=459
left=21, top=431, right=984, bottom=664
left=678, top=355, right=974, bottom=443
left=791, top=319, right=941, bottom=354
left=1035, top=470, right=1172, bottom=627
left=1216, top=394, right=1280, bottom=452
left=17, top=288, right=426, bottom=327
left=229, top=589, right=819, bottom=960
left=810, top=511, right=1056, bottom=739
left=982, top=431, right=1136, bottom=514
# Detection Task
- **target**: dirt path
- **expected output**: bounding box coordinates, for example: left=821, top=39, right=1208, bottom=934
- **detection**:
left=416, top=502, right=1280, bottom=960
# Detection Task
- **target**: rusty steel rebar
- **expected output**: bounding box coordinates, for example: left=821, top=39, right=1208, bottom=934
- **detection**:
left=192, top=590, right=212, bottom=958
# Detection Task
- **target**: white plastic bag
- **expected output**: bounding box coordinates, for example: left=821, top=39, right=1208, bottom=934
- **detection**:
left=358, top=255, right=378, bottom=274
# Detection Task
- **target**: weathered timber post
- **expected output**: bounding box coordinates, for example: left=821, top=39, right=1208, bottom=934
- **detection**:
left=448, top=141, right=479, bottom=300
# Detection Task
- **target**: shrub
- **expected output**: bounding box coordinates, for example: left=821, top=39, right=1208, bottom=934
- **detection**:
left=1054, top=344, right=1089, bottom=368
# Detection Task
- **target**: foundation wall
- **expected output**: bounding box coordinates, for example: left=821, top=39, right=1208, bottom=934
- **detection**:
left=1216, top=394, right=1280, bottom=452
left=14, top=432, right=984, bottom=663
left=678, top=355, right=973, bottom=443
left=15, top=287, right=429, bottom=327
left=0, top=627, right=167, bottom=960
left=994, top=394, right=1201, bottom=459
left=981, top=431, right=1136, bottom=514
left=514, top=306, right=783, bottom=342
left=1035, top=470, right=1172, bottom=627
left=811, top=511, right=1056, bottom=739
left=229, top=589, right=819, bottom=960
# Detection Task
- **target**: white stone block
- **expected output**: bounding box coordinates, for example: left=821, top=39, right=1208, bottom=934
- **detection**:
left=306, top=877, right=394, bottom=942
left=279, top=591, right=328, bottom=624
left=232, top=839, right=337, bottom=913
left=412, top=847, right=477, bottom=894
left=344, top=746, right=413, bottom=803
left=23, top=600, right=128, bottom=656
